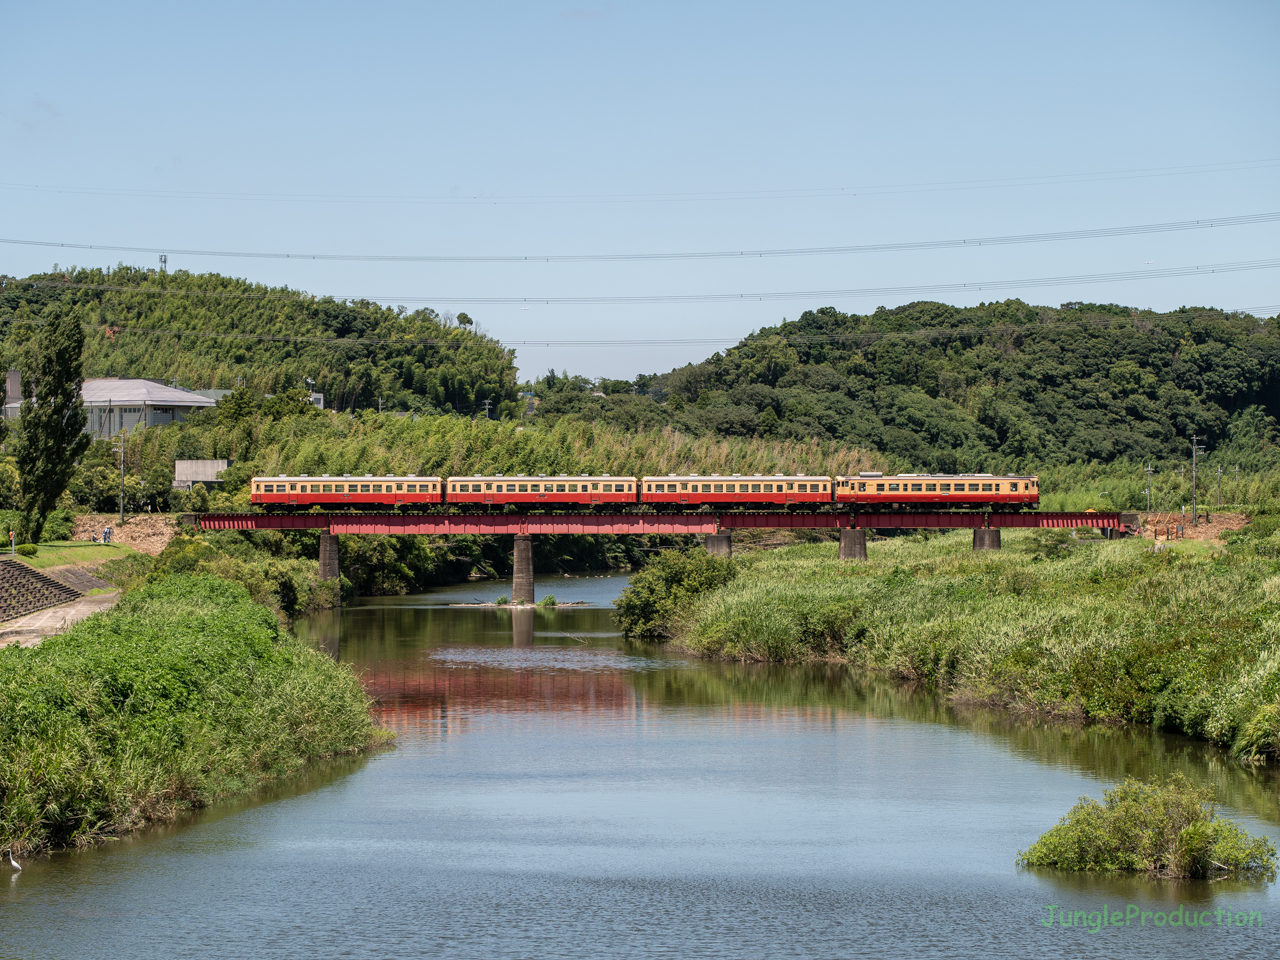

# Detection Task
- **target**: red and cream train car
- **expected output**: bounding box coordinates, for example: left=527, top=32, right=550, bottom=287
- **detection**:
left=447, top=475, right=636, bottom=507
left=251, top=475, right=443, bottom=509
left=835, top=473, right=1038, bottom=509
left=642, top=475, right=832, bottom=509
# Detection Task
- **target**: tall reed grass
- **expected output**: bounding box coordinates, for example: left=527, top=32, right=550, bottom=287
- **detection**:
left=672, top=532, right=1280, bottom=760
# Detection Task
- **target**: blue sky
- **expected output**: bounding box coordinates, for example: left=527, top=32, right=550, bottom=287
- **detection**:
left=2, top=1, right=1277, bottom=380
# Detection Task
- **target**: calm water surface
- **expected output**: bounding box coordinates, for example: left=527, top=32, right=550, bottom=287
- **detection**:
left=5, top=572, right=1280, bottom=959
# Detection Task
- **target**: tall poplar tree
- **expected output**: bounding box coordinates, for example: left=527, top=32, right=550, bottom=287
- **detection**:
left=14, top=308, right=90, bottom=543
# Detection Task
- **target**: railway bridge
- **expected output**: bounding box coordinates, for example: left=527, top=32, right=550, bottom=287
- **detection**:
left=197, top=511, right=1127, bottom=604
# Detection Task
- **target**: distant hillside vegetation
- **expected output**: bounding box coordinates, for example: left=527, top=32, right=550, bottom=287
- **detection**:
left=0, top=266, right=519, bottom=417
left=532, top=300, right=1280, bottom=471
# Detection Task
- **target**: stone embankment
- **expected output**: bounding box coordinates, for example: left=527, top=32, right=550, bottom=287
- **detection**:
left=0, top=558, right=118, bottom=649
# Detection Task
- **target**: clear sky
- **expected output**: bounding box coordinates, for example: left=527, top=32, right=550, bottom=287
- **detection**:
left=2, top=1, right=1277, bottom=382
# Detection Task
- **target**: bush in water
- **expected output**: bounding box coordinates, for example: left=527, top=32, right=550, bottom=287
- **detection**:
left=1018, top=775, right=1276, bottom=879
left=614, top=548, right=737, bottom=638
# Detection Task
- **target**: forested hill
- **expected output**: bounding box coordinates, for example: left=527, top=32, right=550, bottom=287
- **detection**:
left=0, top=267, right=520, bottom=417
left=534, top=300, right=1280, bottom=471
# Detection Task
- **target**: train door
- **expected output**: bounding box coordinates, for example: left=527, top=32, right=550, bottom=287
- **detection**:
left=590, top=482, right=601, bottom=504
left=484, top=482, right=494, bottom=504
left=394, top=482, right=405, bottom=506
left=287, top=482, right=298, bottom=506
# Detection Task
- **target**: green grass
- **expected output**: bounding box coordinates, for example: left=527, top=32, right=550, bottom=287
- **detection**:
left=0, top=575, right=379, bottom=856
left=12, top=541, right=139, bottom=570
left=647, top=530, right=1280, bottom=760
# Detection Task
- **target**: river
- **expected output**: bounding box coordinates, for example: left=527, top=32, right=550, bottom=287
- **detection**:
left=4, top=572, right=1279, bottom=958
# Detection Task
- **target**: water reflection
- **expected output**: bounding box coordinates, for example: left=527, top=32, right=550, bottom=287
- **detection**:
left=511, top=604, right=534, bottom=647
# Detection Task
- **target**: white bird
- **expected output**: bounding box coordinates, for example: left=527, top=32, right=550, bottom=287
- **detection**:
left=3, top=849, right=20, bottom=872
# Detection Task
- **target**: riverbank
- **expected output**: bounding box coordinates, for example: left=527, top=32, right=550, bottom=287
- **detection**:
left=658, top=530, right=1280, bottom=761
left=0, top=575, right=380, bottom=856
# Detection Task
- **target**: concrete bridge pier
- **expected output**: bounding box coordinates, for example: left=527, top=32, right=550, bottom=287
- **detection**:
left=513, top=533, right=535, bottom=604
left=705, top=533, right=732, bottom=557
left=319, top=530, right=340, bottom=581
left=839, top=527, right=867, bottom=560
left=973, top=528, right=1002, bottom=551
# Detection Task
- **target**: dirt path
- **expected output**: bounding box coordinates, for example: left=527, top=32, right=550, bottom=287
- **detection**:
left=1137, top=511, right=1248, bottom=542
left=72, top=513, right=180, bottom=555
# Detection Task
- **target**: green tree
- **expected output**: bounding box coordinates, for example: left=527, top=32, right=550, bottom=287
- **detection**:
left=13, top=309, right=91, bottom=542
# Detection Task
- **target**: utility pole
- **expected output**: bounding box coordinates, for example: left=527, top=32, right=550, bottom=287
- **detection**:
left=1217, top=464, right=1222, bottom=508
left=1144, top=462, right=1153, bottom=512
left=481, top=399, right=493, bottom=419
left=1190, top=435, right=1205, bottom=524
left=158, top=254, right=167, bottom=273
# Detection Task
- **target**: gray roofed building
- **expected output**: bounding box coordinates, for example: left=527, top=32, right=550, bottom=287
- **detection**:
left=3, top=373, right=217, bottom=437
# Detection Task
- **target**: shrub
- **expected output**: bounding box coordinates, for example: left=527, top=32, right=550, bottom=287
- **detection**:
left=1018, top=775, right=1276, bottom=879
left=537, top=594, right=557, bottom=607
left=14, top=544, right=37, bottom=557
left=495, top=595, right=510, bottom=605
left=614, top=547, right=737, bottom=638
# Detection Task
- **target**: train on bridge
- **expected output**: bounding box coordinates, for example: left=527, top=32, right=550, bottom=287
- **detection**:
left=250, top=472, right=1040, bottom=513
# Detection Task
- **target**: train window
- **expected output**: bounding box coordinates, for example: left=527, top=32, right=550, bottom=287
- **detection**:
left=600, top=483, right=609, bottom=492
left=858, top=482, right=866, bottom=492
left=406, top=484, right=416, bottom=493
left=568, top=484, right=577, bottom=492
left=940, top=483, right=950, bottom=492
left=451, top=484, right=457, bottom=492
left=373, top=484, right=382, bottom=493
left=254, top=484, right=262, bottom=492
left=876, top=484, right=885, bottom=492
left=646, top=484, right=653, bottom=492
left=713, top=484, right=723, bottom=493
left=263, top=484, right=273, bottom=493
left=994, top=484, right=1001, bottom=492
left=969, top=484, right=980, bottom=492
left=681, top=483, right=689, bottom=491
left=761, top=483, right=770, bottom=492
left=786, top=483, right=795, bottom=491
left=1009, top=482, right=1018, bottom=492
left=822, top=484, right=828, bottom=492
left=394, top=483, right=402, bottom=492
left=557, top=484, right=567, bottom=492
left=529, top=484, right=539, bottom=492
left=482, top=483, right=490, bottom=492
left=752, top=484, right=761, bottom=493
left=288, top=483, right=296, bottom=492
left=888, top=483, right=899, bottom=492
left=925, top=483, right=936, bottom=492
left=911, top=484, right=922, bottom=492
left=725, top=483, right=735, bottom=492
left=627, top=484, right=632, bottom=491
left=361, top=484, right=371, bottom=493
left=518, top=484, right=528, bottom=492
left=981, top=484, right=993, bottom=492
left=797, top=483, right=807, bottom=492
left=592, top=483, right=599, bottom=491
left=321, top=484, right=332, bottom=493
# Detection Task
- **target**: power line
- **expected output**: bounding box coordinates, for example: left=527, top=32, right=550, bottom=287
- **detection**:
left=1, top=158, right=1277, bottom=206
left=8, top=256, right=1280, bottom=306
left=4, top=211, right=1279, bottom=264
